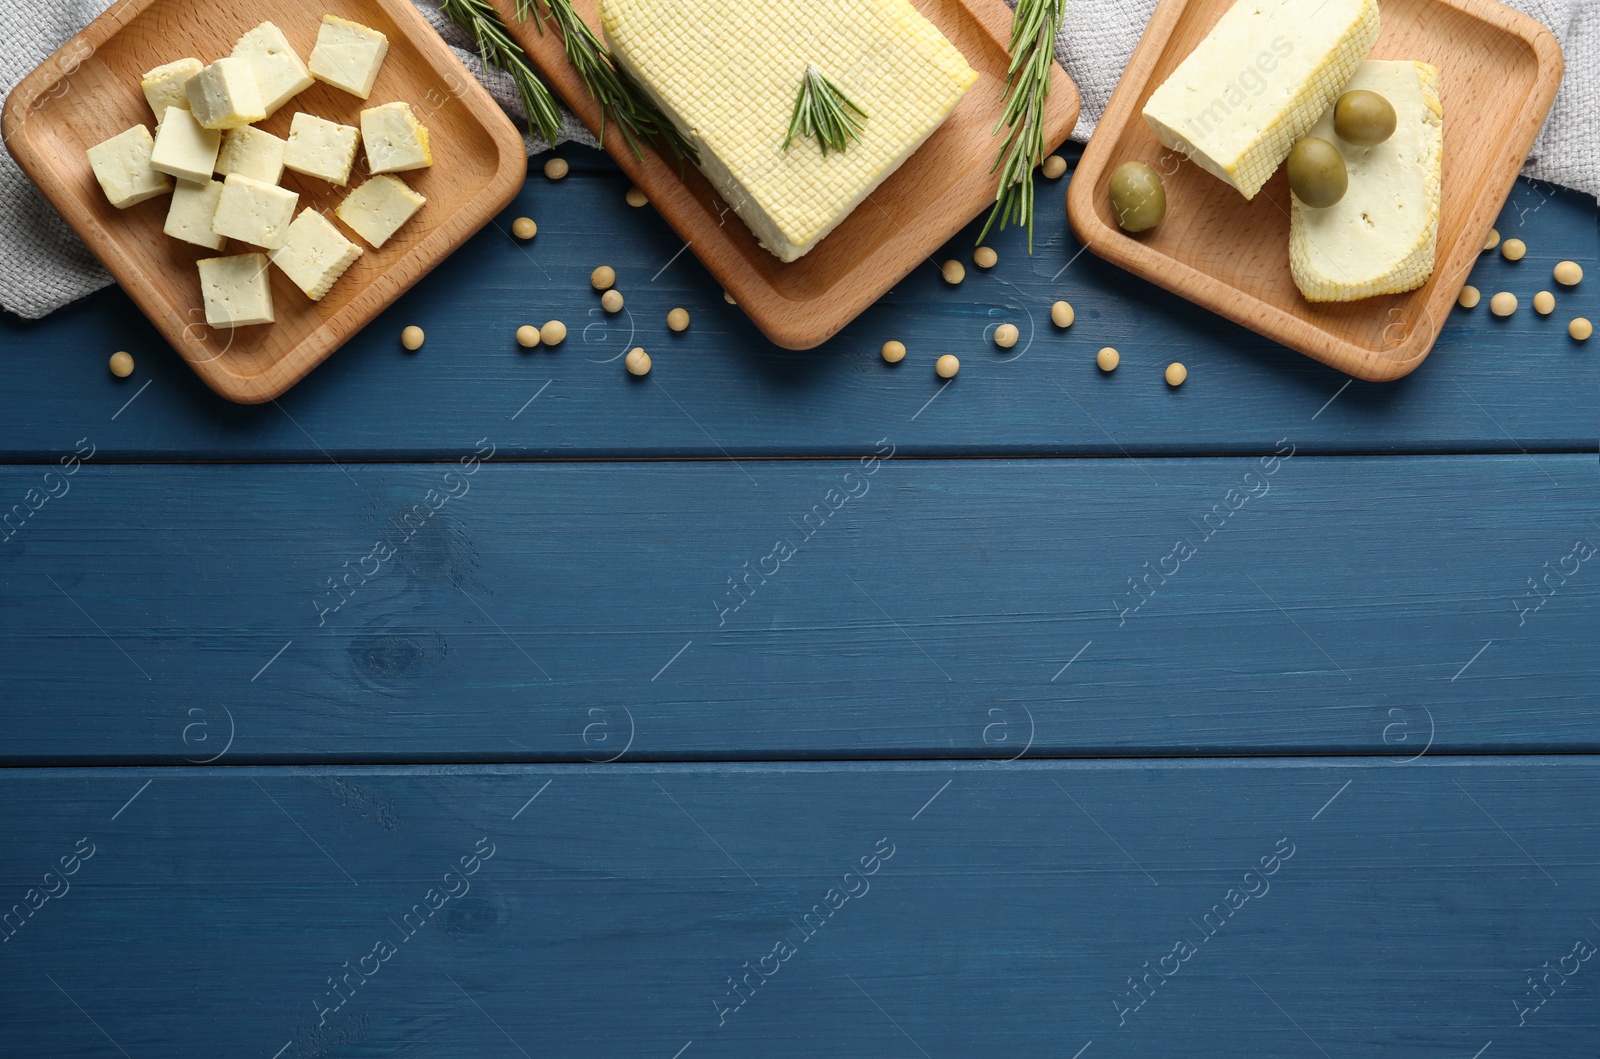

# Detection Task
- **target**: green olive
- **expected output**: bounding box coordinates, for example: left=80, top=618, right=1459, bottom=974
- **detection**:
left=1108, top=162, right=1166, bottom=233
left=1287, top=137, right=1347, bottom=208
left=1334, top=90, right=1397, bottom=147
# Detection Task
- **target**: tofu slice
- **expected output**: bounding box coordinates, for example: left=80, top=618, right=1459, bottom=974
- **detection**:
left=1142, top=0, right=1380, bottom=200
left=198, top=253, right=274, bottom=327
left=335, top=174, right=425, bottom=248
left=360, top=101, right=431, bottom=174
left=164, top=179, right=227, bottom=250
left=269, top=208, right=363, bottom=299
left=600, top=0, right=978, bottom=262
left=1290, top=60, right=1444, bottom=302
left=284, top=112, right=361, bottom=186
left=216, top=125, right=287, bottom=185
left=212, top=173, right=299, bottom=249
left=86, top=125, right=173, bottom=209
left=150, top=107, right=222, bottom=183
left=186, top=57, right=267, bottom=130
left=309, top=15, right=389, bottom=99
left=140, top=58, right=203, bottom=119
left=232, top=21, right=315, bottom=117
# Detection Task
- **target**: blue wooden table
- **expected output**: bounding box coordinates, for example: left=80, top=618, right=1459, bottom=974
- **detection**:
left=2, top=145, right=1597, bottom=1057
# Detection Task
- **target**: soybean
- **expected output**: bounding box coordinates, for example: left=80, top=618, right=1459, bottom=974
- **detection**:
left=1533, top=291, right=1555, bottom=315
left=625, top=347, right=651, bottom=375
left=401, top=325, right=425, bottom=350
left=1165, top=362, right=1187, bottom=387
left=601, top=290, right=624, bottom=313
left=1484, top=228, right=1500, bottom=251
left=1571, top=318, right=1593, bottom=341
left=108, top=351, right=134, bottom=377
left=516, top=325, right=541, bottom=348
left=541, top=320, right=567, bottom=345
left=1041, top=155, right=1068, bottom=179
left=1502, top=239, right=1526, bottom=262
left=935, top=354, right=960, bottom=379
left=1457, top=286, right=1481, bottom=309
left=881, top=340, right=906, bottom=364
left=544, top=157, right=569, bottom=180
left=1490, top=292, right=1517, bottom=317
left=1051, top=301, right=1075, bottom=328
left=974, top=246, right=998, bottom=269
left=1554, top=261, right=1582, bottom=286
left=511, top=217, right=537, bottom=240
left=591, top=265, right=616, bottom=290
left=993, top=323, right=1019, bottom=349
left=625, top=187, right=648, bottom=207
left=667, top=308, right=691, bottom=332
left=1096, top=347, right=1119, bottom=372
left=941, top=260, right=966, bottom=285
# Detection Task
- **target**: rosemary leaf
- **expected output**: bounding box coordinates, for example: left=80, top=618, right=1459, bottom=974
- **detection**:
left=782, top=65, right=869, bottom=156
left=977, top=0, right=1065, bottom=252
left=437, top=0, right=564, bottom=147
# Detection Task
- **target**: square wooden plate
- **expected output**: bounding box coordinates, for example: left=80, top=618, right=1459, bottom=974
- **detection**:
left=498, top=0, right=1080, bottom=350
left=3, top=0, right=527, bottom=403
left=1066, top=0, right=1563, bottom=381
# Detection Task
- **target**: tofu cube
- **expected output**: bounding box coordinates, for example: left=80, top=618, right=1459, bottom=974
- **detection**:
left=335, top=174, right=425, bottom=248
left=269, top=208, right=363, bottom=300
left=308, top=15, right=389, bottom=99
left=164, top=179, right=227, bottom=249
left=198, top=253, right=274, bottom=327
left=186, top=57, right=267, bottom=130
left=284, top=112, right=361, bottom=185
left=150, top=107, right=222, bottom=183
left=212, top=173, right=299, bottom=249
left=140, top=58, right=202, bottom=119
left=216, top=125, right=287, bottom=184
left=86, top=125, right=172, bottom=209
left=232, top=21, right=315, bottom=117
left=360, top=101, right=431, bottom=174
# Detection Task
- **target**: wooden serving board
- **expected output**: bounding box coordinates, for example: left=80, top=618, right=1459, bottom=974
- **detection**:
left=498, top=0, right=1080, bottom=350
left=3, top=0, right=527, bottom=403
left=1067, top=0, right=1564, bottom=381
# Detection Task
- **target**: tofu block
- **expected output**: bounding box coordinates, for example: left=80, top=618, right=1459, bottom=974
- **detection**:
left=212, top=173, right=299, bottom=249
left=335, top=174, right=424, bottom=248
left=164, top=178, right=227, bottom=249
left=186, top=56, right=267, bottom=130
left=150, top=106, right=222, bottom=183
left=284, top=112, right=361, bottom=185
left=140, top=58, right=203, bottom=118
left=1290, top=60, right=1444, bottom=302
left=309, top=15, right=389, bottom=99
left=198, top=253, right=274, bottom=327
left=232, top=21, right=315, bottom=117
left=360, top=101, right=432, bottom=174
left=269, top=208, right=363, bottom=299
left=600, top=0, right=978, bottom=261
left=216, top=125, right=287, bottom=184
left=86, top=125, right=172, bottom=208
left=1141, top=0, right=1380, bottom=200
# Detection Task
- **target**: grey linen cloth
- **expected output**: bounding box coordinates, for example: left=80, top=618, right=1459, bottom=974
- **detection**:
left=0, top=0, right=1594, bottom=318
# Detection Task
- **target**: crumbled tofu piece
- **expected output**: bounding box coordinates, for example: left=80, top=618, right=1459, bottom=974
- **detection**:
left=140, top=58, right=202, bottom=119
left=284, top=112, right=361, bottom=185
left=269, top=208, right=363, bottom=299
left=231, top=21, right=315, bottom=117
left=212, top=172, right=299, bottom=249
left=309, top=15, right=389, bottom=99
left=216, top=125, right=287, bottom=184
left=164, top=178, right=227, bottom=249
left=360, top=101, right=431, bottom=174
left=150, top=107, right=222, bottom=183
left=198, top=253, right=274, bottom=327
left=86, top=125, right=172, bottom=208
left=335, top=174, right=425, bottom=248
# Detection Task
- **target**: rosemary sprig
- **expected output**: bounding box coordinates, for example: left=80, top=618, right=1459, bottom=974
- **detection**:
left=782, top=65, right=869, bottom=156
left=437, top=0, right=564, bottom=147
left=515, top=0, right=699, bottom=166
left=977, top=0, right=1065, bottom=251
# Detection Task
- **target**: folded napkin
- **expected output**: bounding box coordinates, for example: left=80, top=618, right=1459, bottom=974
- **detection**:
left=1, top=0, right=1593, bottom=319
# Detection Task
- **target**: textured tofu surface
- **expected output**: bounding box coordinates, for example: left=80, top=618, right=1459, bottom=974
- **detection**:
left=361, top=102, right=432, bottom=174
left=150, top=107, right=222, bottom=183
left=198, top=253, right=274, bottom=327
left=1142, top=0, right=1379, bottom=200
left=186, top=57, right=267, bottom=130
left=213, top=173, right=299, bottom=249
left=232, top=21, right=315, bottom=117
left=284, top=113, right=361, bottom=185
left=86, top=125, right=172, bottom=209
left=270, top=208, right=363, bottom=300
left=164, top=179, right=227, bottom=249
left=216, top=125, right=287, bottom=185
left=140, top=58, right=202, bottom=119
left=309, top=15, right=390, bottom=99
left=1290, top=60, right=1443, bottom=302
left=335, top=174, right=425, bottom=248
left=600, top=0, right=977, bottom=261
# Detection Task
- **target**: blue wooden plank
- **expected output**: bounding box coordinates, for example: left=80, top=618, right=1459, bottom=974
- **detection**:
left=1, top=455, right=1595, bottom=761
left=0, top=150, right=1594, bottom=460
left=0, top=759, right=1595, bottom=1057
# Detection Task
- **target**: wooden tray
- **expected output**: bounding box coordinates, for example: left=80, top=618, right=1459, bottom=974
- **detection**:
left=498, top=0, right=1080, bottom=350
left=1066, top=0, right=1563, bottom=381
left=3, top=0, right=527, bottom=403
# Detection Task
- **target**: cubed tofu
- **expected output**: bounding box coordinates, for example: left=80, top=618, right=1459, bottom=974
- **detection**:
left=216, top=125, right=287, bottom=184
left=335, top=174, right=425, bottom=248
left=86, top=125, right=172, bottom=209
left=309, top=15, right=389, bottom=99
left=232, top=21, right=315, bottom=116
left=150, top=107, right=222, bottom=183
left=212, top=172, right=299, bottom=249
left=198, top=253, right=274, bottom=327
left=140, top=58, right=202, bottom=119
left=186, top=56, right=267, bottom=130
left=284, top=112, right=361, bottom=185
left=269, top=208, right=363, bottom=299
left=360, top=101, right=431, bottom=174
left=164, top=179, right=227, bottom=249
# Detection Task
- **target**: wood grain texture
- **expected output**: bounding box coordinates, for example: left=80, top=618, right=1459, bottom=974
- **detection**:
left=494, top=0, right=1079, bottom=349
left=1, top=759, right=1596, bottom=1056
left=1, top=155, right=1592, bottom=461
left=2, top=0, right=528, bottom=403
left=1068, top=0, right=1564, bottom=380
left=2, top=456, right=1595, bottom=762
